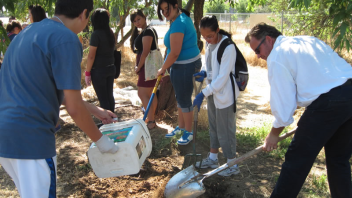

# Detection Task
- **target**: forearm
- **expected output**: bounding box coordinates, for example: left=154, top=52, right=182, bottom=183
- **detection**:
left=84, top=101, right=102, bottom=115
left=67, top=100, right=102, bottom=142
left=137, top=51, right=149, bottom=70
left=162, top=51, right=179, bottom=70
left=86, top=56, right=95, bottom=72
left=270, top=126, right=285, bottom=136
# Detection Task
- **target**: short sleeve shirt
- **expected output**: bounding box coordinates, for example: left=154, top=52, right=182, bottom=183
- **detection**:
left=90, top=29, right=115, bottom=68
left=0, top=19, right=82, bottom=159
left=164, top=13, right=200, bottom=61
left=134, top=27, right=158, bottom=53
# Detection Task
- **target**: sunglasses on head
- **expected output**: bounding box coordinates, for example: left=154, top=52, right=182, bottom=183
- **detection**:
left=255, top=36, right=266, bottom=54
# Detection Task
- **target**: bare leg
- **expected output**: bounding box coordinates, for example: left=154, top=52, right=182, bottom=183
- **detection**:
left=182, top=111, right=193, bottom=132
left=138, top=87, right=156, bottom=121
left=177, top=108, right=185, bottom=129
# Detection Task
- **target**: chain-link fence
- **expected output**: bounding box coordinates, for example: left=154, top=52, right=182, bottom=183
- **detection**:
left=190, top=13, right=286, bottom=35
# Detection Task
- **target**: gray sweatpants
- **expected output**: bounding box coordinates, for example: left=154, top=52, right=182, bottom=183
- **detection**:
left=207, top=95, right=237, bottom=159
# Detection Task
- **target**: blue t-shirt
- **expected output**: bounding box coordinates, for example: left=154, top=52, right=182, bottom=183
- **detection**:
left=0, top=19, right=82, bottom=159
left=164, top=13, right=200, bottom=61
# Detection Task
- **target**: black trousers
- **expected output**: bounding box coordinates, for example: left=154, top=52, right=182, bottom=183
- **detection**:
left=91, top=65, right=116, bottom=112
left=271, top=80, right=352, bottom=198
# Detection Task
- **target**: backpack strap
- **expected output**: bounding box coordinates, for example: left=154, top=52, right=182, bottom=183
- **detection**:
left=230, top=72, right=236, bottom=113
left=217, top=38, right=233, bottom=65
left=217, top=38, right=237, bottom=113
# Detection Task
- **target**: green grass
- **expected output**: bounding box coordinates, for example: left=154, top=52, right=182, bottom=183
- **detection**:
left=237, top=123, right=293, bottom=159
left=302, top=174, right=330, bottom=197
left=195, top=122, right=294, bottom=160
left=312, top=174, right=328, bottom=192
left=153, top=136, right=173, bottom=153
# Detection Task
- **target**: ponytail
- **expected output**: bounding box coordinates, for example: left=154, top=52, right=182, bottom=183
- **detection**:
left=130, top=27, right=140, bottom=53
left=219, top=29, right=232, bottom=40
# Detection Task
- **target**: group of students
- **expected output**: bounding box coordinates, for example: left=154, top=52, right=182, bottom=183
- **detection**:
left=0, top=0, right=351, bottom=197
left=4, top=5, right=47, bottom=42
left=128, top=1, right=242, bottom=177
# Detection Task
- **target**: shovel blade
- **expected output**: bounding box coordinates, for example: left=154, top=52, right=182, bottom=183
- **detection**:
left=164, top=165, right=205, bottom=198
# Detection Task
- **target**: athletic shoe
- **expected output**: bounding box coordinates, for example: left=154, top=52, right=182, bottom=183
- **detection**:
left=218, top=164, right=240, bottom=177
left=165, top=126, right=184, bottom=138
left=195, top=153, right=219, bottom=169
left=177, top=131, right=193, bottom=145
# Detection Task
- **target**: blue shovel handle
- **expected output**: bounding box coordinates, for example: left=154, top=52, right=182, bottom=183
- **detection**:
left=143, top=75, right=162, bottom=121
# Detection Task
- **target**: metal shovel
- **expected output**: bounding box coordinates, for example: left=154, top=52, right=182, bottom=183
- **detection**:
left=164, top=128, right=297, bottom=198
left=181, top=77, right=204, bottom=169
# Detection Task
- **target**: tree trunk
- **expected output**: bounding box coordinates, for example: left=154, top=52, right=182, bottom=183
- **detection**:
left=184, top=0, right=194, bottom=12
left=155, top=75, right=177, bottom=117
left=178, top=0, right=182, bottom=9
left=193, top=0, right=205, bottom=52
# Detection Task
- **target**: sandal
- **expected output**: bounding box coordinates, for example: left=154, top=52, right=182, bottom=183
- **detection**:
left=147, top=120, right=156, bottom=130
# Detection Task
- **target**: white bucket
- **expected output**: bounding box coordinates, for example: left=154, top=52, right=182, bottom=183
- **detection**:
left=87, top=119, right=152, bottom=178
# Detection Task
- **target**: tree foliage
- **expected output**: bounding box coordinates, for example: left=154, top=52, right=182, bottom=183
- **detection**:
left=213, top=0, right=351, bottom=51
left=205, top=0, right=229, bottom=13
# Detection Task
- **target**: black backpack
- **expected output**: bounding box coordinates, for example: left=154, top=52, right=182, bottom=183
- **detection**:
left=217, top=38, right=249, bottom=113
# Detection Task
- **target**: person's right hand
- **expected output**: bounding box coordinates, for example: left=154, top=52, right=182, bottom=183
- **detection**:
left=262, top=132, right=279, bottom=152
left=193, top=70, right=207, bottom=82
left=95, top=135, right=119, bottom=154
left=85, top=76, right=91, bottom=86
left=157, top=68, right=166, bottom=76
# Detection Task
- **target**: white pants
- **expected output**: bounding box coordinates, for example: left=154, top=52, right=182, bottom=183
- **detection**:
left=0, top=156, right=57, bottom=198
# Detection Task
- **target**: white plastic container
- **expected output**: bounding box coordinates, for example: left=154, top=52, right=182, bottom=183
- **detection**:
left=87, top=119, right=152, bottom=178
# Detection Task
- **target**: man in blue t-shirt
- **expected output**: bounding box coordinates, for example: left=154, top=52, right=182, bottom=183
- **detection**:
left=0, top=0, right=119, bottom=197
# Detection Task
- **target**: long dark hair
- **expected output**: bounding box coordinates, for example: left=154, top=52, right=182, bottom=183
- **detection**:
left=29, top=5, right=47, bottom=22
left=157, top=0, right=190, bottom=21
left=200, top=15, right=232, bottom=40
left=91, top=8, right=115, bottom=48
left=130, top=9, right=146, bottom=52
left=6, top=20, right=22, bottom=33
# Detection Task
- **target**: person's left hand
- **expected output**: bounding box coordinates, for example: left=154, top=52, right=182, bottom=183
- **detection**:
left=263, top=132, right=279, bottom=152
left=95, top=109, right=118, bottom=124
left=193, top=71, right=207, bottom=82
left=157, top=68, right=166, bottom=76
left=193, top=92, right=205, bottom=111
left=135, top=66, right=140, bottom=74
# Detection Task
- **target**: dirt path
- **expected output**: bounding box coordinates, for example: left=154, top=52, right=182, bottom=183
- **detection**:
left=236, top=65, right=272, bottom=128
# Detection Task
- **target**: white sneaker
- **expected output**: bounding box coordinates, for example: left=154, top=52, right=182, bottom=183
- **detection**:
left=196, top=153, right=219, bottom=168
left=218, top=164, right=240, bottom=177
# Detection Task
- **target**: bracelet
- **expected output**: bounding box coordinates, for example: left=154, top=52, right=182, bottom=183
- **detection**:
left=85, top=71, right=91, bottom=76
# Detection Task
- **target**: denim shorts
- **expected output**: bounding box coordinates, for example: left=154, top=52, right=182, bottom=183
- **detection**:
left=170, top=58, right=202, bottom=112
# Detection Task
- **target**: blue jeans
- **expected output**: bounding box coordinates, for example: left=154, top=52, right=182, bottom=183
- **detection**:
left=91, top=65, right=116, bottom=112
left=271, top=80, right=352, bottom=198
left=170, top=58, right=202, bottom=113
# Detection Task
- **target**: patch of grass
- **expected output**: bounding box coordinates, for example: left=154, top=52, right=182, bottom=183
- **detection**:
left=153, top=136, right=173, bottom=153
left=302, top=174, right=330, bottom=197
left=312, top=174, right=328, bottom=192
left=76, top=163, right=92, bottom=171
left=237, top=123, right=293, bottom=159
left=197, top=129, right=210, bottom=147
left=237, top=123, right=272, bottom=148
